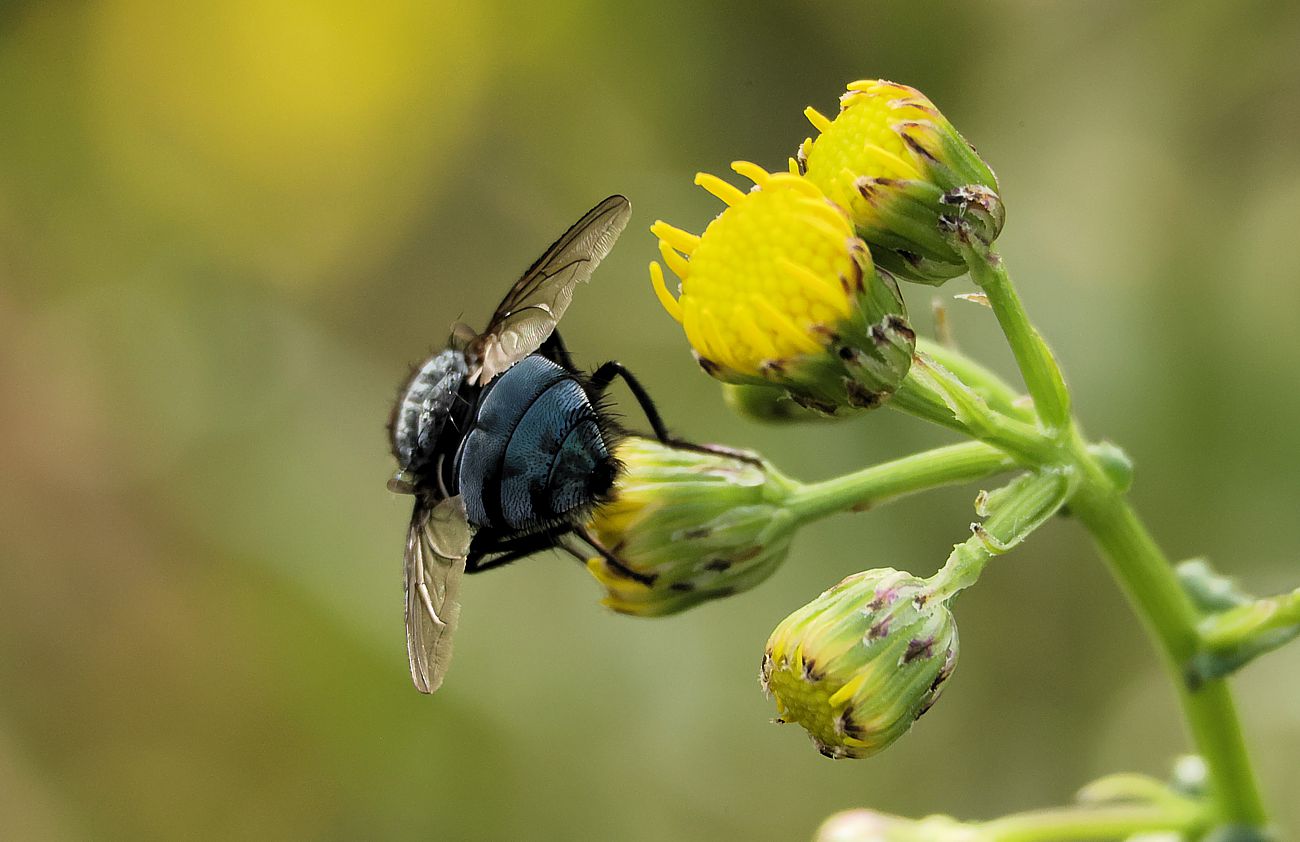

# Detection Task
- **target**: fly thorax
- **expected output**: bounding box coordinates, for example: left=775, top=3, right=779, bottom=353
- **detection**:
left=392, top=349, right=469, bottom=478
left=456, top=354, right=612, bottom=532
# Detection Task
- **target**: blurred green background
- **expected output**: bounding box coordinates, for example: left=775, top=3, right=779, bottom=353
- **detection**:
left=2, top=1, right=1298, bottom=839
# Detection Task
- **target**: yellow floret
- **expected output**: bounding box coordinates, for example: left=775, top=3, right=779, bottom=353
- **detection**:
left=649, top=163, right=859, bottom=376
left=801, top=81, right=935, bottom=219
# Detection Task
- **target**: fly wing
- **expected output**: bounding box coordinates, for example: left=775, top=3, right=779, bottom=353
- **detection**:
left=468, top=195, right=631, bottom=384
left=404, top=495, right=474, bottom=693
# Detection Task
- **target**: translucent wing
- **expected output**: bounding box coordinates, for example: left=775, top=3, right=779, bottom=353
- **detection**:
left=404, top=495, right=474, bottom=693
left=468, top=195, right=631, bottom=384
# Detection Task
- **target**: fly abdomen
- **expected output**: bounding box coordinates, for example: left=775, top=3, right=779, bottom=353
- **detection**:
left=456, top=354, right=612, bottom=532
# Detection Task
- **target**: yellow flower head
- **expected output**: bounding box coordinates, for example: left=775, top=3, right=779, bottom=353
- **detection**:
left=585, top=437, right=797, bottom=617
left=800, top=80, right=1003, bottom=285
left=651, top=163, right=914, bottom=416
left=762, top=568, right=958, bottom=759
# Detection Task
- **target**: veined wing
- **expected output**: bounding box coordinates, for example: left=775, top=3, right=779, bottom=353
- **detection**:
left=405, top=495, right=474, bottom=693
left=468, top=195, right=631, bottom=384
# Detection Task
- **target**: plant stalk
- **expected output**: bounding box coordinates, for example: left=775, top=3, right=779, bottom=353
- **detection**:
left=959, top=244, right=1071, bottom=431
left=1067, top=441, right=1268, bottom=830
left=978, top=802, right=1206, bottom=842
left=952, top=239, right=1269, bottom=831
left=785, top=441, right=1014, bottom=523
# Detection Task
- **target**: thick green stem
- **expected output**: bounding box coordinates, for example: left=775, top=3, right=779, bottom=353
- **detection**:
left=947, top=237, right=1268, bottom=831
left=1067, top=439, right=1268, bottom=830
left=785, top=441, right=1014, bottom=523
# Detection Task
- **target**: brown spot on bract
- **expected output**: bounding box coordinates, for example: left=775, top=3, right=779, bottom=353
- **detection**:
left=845, top=380, right=883, bottom=409
left=802, top=658, right=821, bottom=682
left=669, top=581, right=695, bottom=593
left=838, top=709, right=867, bottom=739
left=694, top=353, right=721, bottom=375
left=903, top=636, right=935, bottom=664
left=885, top=315, right=915, bottom=343
left=900, top=130, right=939, bottom=163
left=705, top=558, right=732, bottom=572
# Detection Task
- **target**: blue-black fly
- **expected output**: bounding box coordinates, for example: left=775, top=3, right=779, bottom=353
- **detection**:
left=388, top=196, right=672, bottom=693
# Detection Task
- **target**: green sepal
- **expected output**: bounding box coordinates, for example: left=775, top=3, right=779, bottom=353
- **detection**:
left=721, top=383, right=838, bottom=423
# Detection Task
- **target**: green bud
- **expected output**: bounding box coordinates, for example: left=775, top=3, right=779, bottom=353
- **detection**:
left=761, top=568, right=958, bottom=759
left=585, top=437, right=799, bottom=616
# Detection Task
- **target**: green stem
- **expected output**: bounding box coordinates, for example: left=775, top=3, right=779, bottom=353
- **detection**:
left=978, top=803, right=1206, bottom=842
left=785, top=441, right=1014, bottom=523
left=892, top=366, right=1056, bottom=465
left=959, top=244, right=1071, bottom=431
left=948, top=236, right=1268, bottom=830
left=1067, top=438, right=1268, bottom=829
left=927, top=469, right=1072, bottom=600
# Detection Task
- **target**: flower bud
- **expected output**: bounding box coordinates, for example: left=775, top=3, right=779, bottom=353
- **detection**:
left=585, top=437, right=799, bottom=616
left=799, top=79, right=1002, bottom=285
left=651, top=162, right=914, bottom=416
left=761, top=568, right=958, bottom=759
left=815, top=810, right=969, bottom=842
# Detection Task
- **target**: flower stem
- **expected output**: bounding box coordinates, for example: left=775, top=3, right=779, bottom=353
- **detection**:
left=892, top=364, right=1057, bottom=464
left=784, top=441, right=1014, bottom=523
left=978, top=802, right=1207, bottom=842
left=949, top=239, right=1269, bottom=831
left=927, top=469, right=1073, bottom=600
left=1066, top=441, right=1268, bottom=829
left=958, top=243, right=1071, bottom=431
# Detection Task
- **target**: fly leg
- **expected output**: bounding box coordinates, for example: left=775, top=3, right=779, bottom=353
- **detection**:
left=465, top=527, right=573, bottom=574
left=586, top=361, right=671, bottom=444
left=586, top=361, right=763, bottom=467
left=571, top=526, right=655, bottom=586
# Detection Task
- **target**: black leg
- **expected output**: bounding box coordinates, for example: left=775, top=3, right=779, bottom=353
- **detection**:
left=587, top=361, right=672, bottom=443
left=466, top=528, right=571, bottom=574
left=575, top=525, right=655, bottom=585
left=587, top=361, right=765, bottom=468
left=539, top=329, right=576, bottom=371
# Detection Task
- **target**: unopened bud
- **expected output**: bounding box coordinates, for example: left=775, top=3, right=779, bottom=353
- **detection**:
left=586, top=437, right=798, bottom=616
left=799, top=80, right=1002, bottom=285
left=762, top=568, right=957, bottom=759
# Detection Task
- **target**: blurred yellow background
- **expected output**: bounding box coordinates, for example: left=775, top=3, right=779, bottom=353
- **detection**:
left=2, top=1, right=1298, bottom=839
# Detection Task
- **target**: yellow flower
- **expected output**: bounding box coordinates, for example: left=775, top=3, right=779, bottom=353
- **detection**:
left=762, top=568, right=958, bottom=759
left=651, top=162, right=914, bottom=415
left=585, top=437, right=798, bottom=617
left=800, top=80, right=1003, bottom=285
